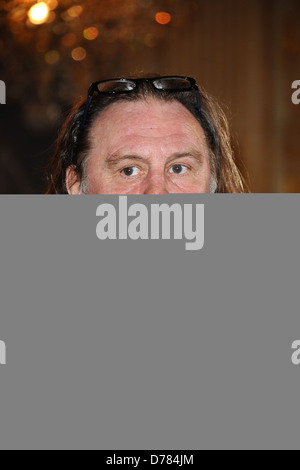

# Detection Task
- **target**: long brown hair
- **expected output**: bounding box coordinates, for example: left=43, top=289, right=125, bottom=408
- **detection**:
left=46, top=76, right=249, bottom=193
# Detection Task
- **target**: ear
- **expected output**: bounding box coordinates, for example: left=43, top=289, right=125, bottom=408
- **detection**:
left=65, top=166, right=82, bottom=194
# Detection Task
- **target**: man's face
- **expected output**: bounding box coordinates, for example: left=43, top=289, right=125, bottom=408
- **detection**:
left=66, top=98, right=212, bottom=194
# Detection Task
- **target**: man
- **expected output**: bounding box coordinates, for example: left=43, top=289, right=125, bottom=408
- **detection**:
left=46, top=75, right=247, bottom=194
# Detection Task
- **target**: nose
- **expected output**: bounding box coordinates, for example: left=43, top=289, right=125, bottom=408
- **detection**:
left=143, top=173, right=168, bottom=195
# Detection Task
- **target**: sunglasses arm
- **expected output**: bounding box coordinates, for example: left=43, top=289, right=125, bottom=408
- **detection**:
left=194, top=86, right=202, bottom=115
left=81, top=92, right=94, bottom=129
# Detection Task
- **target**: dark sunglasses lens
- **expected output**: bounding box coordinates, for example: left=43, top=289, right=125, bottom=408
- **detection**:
left=96, top=80, right=136, bottom=93
left=153, top=78, right=192, bottom=91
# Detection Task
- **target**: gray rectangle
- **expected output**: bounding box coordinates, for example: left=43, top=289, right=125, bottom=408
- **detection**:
left=0, top=195, right=300, bottom=449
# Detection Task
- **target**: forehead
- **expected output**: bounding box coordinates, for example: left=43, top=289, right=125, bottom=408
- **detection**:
left=88, top=98, right=208, bottom=154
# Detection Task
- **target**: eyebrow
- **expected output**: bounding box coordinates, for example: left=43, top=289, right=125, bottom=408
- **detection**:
left=105, top=151, right=205, bottom=167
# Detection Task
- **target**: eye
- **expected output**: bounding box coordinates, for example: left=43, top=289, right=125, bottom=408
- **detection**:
left=121, top=166, right=139, bottom=177
left=170, top=164, right=188, bottom=175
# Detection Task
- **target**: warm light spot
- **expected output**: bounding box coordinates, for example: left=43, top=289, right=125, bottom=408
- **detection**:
left=60, top=11, right=73, bottom=22
left=28, top=2, right=49, bottom=25
left=45, top=49, right=60, bottom=64
left=67, top=5, right=83, bottom=18
left=83, top=27, right=99, bottom=41
left=9, top=7, right=27, bottom=22
left=46, top=0, right=58, bottom=11
left=71, top=46, right=87, bottom=61
left=155, top=11, right=172, bottom=25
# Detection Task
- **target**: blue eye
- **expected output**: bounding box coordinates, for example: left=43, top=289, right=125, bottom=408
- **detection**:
left=122, top=166, right=139, bottom=177
left=170, top=164, right=187, bottom=175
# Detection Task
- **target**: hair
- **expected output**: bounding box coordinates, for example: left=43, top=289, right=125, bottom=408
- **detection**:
left=45, top=74, right=249, bottom=194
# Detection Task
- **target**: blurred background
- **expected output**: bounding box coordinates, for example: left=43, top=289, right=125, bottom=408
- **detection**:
left=0, top=0, right=300, bottom=193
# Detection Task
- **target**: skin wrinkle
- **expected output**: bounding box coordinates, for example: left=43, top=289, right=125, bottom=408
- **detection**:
left=104, top=152, right=206, bottom=170
left=67, top=98, right=213, bottom=195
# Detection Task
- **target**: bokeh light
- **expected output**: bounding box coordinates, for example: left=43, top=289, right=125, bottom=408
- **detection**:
left=47, top=0, right=58, bottom=11
left=28, top=2, right=49, bottom=25
left=9, top=6, right=27, bottom=22
left=0, top=0, right=189, bottom=123
left=67, top=5, right=83, bottom=18
left=83, top=27, right=99, bottom=41
left=155, top=12, right=172, bottom=25
left=71, top=46, right=87, bottom=61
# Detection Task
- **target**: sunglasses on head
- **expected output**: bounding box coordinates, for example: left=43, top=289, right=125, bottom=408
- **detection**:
left=81, top=76, right=202, bottom=128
